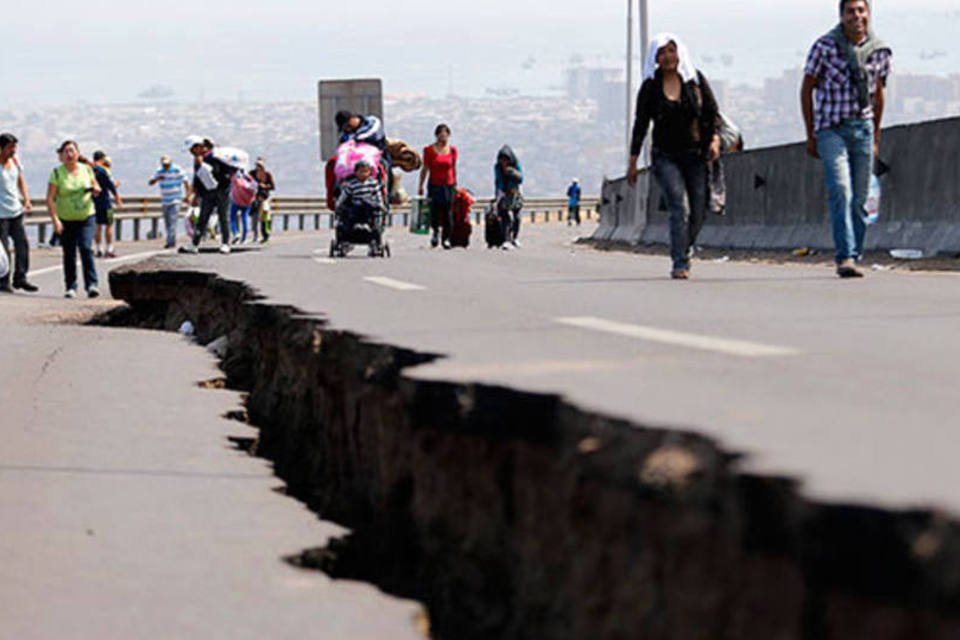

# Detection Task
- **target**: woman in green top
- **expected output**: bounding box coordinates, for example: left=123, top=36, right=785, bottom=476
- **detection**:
left=46, top=140, right=101, bottom=298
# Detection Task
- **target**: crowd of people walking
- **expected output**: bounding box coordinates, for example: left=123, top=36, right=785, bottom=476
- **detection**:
left=0, top=0, right=894, bottom=296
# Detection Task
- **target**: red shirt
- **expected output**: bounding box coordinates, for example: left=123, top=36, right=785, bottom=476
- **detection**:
left=423, top=145, right=458, bottom=186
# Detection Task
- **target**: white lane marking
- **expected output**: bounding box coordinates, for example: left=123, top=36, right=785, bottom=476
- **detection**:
left=311, top=248, right=336, bottom=265
left=430, top=358, right=629, bottom=378
left=26, top=265, right=64, bottom=277
left=28, top=250, right=170, bottom=278
left=363, top=276, right=426, bottom=292
left=555, top=316, right=800, bottom=358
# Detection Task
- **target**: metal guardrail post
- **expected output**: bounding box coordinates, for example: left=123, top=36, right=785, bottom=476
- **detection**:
left=115, top=218, right=123, bottom=241
left=298, top=214, right=305, bottom=231
left=38, top=223, right=47, bottom=245
left=133, top=218, right=141, bottom=241
left=151, top=218, right=159, bottom=239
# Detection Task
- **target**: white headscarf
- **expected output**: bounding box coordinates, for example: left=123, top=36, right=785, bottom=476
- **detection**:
left=642, top=32, right=699, bottom=85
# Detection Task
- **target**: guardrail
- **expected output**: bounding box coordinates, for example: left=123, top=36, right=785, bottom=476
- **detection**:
left=21, top=195, right=599, bottom=245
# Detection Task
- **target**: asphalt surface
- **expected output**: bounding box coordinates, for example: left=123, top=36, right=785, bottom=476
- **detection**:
left=0, top=261, right=425, bottom=638
left=112, top=222, right=960, bottom=515
left=5, top=221, right=960, bottom=634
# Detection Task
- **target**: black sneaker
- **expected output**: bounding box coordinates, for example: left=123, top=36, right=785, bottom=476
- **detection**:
left=13, top=281, right=39, bottom=293
left=0, top=283, right=13, bottom=293
left=836, top=259, right=864, bottom=279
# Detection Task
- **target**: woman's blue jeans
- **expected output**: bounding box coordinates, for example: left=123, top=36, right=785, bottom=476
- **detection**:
left=652, top=150, right=707, bottom=271
left=816, top=119, right=874, bottom=264
left=61, top=216, right=98, bottom=292
left=229, top=203, right=251, bottom=242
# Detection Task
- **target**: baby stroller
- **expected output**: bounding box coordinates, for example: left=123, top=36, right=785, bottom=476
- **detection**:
left=328, top=141, right=392, bottom=259
left=330, top=195, right=390, bottom=258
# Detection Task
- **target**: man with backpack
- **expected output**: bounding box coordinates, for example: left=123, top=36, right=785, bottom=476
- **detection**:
left=801, top=0, right=892, bottom=278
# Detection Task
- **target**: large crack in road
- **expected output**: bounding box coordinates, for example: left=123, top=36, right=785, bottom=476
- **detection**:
left=95, top=265, right=960, bottom=640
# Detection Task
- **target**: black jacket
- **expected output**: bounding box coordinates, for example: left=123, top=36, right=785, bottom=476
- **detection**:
left=193, top=154, right=235, bottom=197
left=630, top=69, right=719, bottom=159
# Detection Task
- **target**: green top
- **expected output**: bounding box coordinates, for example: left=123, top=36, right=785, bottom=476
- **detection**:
left=49, top=164, right=95, bottom=221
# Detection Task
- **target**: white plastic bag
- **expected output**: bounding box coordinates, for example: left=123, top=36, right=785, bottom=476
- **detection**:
left=213, top=146, right=250, bottom=170
left=195, top=162, right=218, bottom=190
left=864, top=174, right=881, bottom=226
left=0, top=244, right=9, bottom=280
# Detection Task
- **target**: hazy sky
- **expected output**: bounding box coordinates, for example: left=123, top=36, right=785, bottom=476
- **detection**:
left=3, top=1, right=959, bottom=105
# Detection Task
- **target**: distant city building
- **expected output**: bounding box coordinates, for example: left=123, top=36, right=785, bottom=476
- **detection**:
left=565, top=67, right=625, bottom=123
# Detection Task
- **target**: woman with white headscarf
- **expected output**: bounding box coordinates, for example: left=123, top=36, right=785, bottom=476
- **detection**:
left=627, top=33, right=721, bottom=280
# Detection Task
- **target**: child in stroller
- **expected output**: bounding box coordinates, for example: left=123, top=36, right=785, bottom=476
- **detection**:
left=331, top=160, right=390, bottom=258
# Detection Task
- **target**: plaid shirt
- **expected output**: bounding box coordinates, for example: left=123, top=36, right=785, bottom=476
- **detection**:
left=804, top=35, right=892, bottom=132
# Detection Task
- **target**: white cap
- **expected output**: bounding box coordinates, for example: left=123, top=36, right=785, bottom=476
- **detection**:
left=184, top=135, right=204, bottom=151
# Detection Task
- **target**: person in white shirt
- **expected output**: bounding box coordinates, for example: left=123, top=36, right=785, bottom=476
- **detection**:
left=0, top=133, right=38, bottom=293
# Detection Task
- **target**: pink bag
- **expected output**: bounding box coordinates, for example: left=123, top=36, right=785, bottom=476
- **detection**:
left=334, top=140, right=382, bottom=182
left=230, top=171, right=258, bottom=207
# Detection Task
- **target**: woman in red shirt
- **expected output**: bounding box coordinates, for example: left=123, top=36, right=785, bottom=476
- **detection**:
left=418, top=124, right=458, bottom=249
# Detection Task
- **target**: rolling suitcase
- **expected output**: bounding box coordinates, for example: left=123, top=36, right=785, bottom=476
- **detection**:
left=484, top=202, right=506, bottom=248
left=450, top=188, right=474, bottom=248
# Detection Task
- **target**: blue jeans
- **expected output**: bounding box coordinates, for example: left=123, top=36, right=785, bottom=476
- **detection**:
left=816, top=119, right=874, bottom=264
left=61, top=216, right=98, bottom=292
left=229, top=203, right=251, bottom=242
left=652, top=150, right=707, bottom=271
left=162, top=203, right=179, bottom=247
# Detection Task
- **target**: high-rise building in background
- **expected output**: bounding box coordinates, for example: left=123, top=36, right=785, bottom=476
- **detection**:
left=565, top=67, right=626, bottom=124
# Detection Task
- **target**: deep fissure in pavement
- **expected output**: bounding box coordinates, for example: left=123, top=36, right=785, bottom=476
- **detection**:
left=94, top=265, right=960, bottom=640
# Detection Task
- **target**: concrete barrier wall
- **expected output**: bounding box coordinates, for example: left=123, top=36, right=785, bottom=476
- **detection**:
left=593, top=171, right=649, bottom=244
left=603, top=116, right=960, bottom=256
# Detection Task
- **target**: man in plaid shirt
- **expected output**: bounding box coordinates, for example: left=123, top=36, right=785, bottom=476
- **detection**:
left=801, top=0, right=892, bottom=278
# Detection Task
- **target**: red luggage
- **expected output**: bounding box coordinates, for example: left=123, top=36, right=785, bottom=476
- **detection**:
left=450, top=187, right=474, bottom=248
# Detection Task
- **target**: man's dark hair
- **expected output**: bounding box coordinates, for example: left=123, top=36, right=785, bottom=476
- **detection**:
left=840, top=0, right=869, bottom=15
left=92, top=150, right=107, bottom=161
left=335, top=110, right=355, bottom=132
left=0, top=133, right=17, bottom=149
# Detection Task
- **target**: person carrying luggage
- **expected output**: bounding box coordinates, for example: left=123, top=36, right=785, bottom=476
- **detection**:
left=250, top=158, right=276, bottom=244
left=418, top=124, right=458, bottom=249
left=180, top=136, right=236, bottom=255
left=494, top=145, right=524, bottom=249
